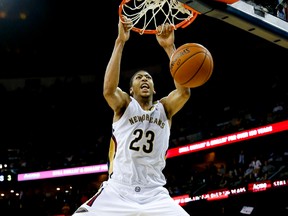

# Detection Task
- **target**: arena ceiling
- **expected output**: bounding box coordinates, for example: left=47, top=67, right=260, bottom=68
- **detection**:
left=0, top=0, right=286, bottom=80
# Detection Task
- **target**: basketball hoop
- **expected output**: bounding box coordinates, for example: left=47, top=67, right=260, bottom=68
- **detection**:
left=119, top=0, right=200, bottom=35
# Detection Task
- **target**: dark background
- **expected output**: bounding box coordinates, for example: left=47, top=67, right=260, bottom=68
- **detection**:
left=0, top=0, right=286, bottom=78
left=0, top=0, right=286, bottom=108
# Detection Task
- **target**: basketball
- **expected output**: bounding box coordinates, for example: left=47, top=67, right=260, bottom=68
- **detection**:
left=170, top=43, right=214, bottom=88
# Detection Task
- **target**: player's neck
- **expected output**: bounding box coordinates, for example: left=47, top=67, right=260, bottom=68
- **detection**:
left=137, top=99, right=154, bottom=111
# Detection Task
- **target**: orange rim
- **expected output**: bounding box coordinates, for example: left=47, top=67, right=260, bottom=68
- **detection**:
left=119, top=0, right=200, bottom=34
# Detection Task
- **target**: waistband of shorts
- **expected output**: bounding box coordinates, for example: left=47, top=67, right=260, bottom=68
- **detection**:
left=108, top=178, right=161, bottom=193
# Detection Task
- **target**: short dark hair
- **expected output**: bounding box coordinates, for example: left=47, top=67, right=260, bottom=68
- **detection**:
left=129, top=70, right=152, bottom=88
left=129, top=72, right=138, bottom=88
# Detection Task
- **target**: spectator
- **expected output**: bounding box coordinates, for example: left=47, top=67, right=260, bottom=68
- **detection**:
left=249, top=156, right=262, bottom=180
left=261, top=160, right=276, bottom=180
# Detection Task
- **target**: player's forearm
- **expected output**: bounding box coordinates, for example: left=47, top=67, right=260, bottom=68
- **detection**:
left=163, top=44, right=176, bottom=59
left=104, top=38, right=125, bottom=94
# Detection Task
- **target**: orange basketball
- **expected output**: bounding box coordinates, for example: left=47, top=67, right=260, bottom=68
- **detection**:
left=170, top=43, right=214, bottom=88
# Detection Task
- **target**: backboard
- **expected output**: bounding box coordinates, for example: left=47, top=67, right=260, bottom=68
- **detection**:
left=178, top=0, right=288, bottom=48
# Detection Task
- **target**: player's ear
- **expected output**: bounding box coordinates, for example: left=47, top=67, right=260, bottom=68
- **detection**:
left=130, top=87, right=133, bottom=95
left=153, top=89, right=156, bottom=94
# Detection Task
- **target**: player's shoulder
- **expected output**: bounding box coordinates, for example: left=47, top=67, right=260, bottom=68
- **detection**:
left=159, top=97, right=167, bottom=106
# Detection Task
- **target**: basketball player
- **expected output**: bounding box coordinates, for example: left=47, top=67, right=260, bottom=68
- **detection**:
left=72, top=16, right=191, bottom=216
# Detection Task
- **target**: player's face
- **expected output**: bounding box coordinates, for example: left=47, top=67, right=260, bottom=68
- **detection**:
left=130, top=71, right=155, bottom=97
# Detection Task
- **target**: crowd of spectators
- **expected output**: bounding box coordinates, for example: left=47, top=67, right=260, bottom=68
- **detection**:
left=165, top=140, right=288, bottom=197
left=244, top=0, right=288, bottom=21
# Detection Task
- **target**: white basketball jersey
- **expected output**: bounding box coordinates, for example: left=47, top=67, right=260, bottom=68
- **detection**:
left=109, top=97, right=170, bottom=187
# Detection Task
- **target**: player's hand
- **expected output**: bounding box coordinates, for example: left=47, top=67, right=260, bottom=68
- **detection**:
left=156, top=23, right=175, bottom=49
left=118, top=16, right=132, bottom=42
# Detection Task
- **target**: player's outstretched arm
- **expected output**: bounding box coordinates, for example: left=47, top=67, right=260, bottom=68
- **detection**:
left=156, top=24, right=191, bottom=120
left=103, top=16, right=132, bottom=115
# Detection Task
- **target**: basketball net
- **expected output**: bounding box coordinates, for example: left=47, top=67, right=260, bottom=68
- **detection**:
left=119, top=0, right=200, bottom=34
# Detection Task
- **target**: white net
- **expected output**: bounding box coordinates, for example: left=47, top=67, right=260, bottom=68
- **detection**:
left=119, top=0, right=199, bottom=34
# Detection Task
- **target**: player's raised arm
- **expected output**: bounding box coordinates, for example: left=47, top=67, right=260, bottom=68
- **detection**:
left=156, top=23, right=191, bottom=120
left=103, top=17, right=132, bottom=119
